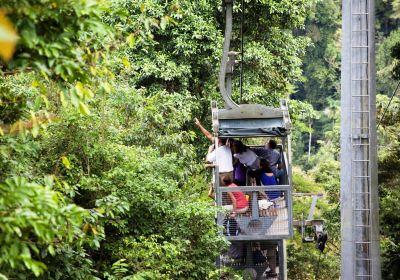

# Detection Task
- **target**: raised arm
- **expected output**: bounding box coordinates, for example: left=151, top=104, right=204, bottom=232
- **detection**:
left=195, top=118, right=214, bottom=142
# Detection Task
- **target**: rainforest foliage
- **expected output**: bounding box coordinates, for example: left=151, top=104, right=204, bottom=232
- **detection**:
left=1, top=0, right=400, bottom=279
left=0, top=0, right=311, bottom=279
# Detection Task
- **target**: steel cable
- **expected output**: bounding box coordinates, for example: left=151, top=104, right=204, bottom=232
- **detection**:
left=377, top=80, right=400, bottom=129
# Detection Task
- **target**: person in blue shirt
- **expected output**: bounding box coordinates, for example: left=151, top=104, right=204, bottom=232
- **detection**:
left=249, top=159, right=282, bottom=200
left=260, top=163, right=281, bottom=201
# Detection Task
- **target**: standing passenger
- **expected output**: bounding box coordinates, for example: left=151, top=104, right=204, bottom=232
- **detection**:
left=252, top=139, right=283, bottom=182
left=232, top=140, right=259, bottom=170
left=195, top=118, right=233, bottom=186
left=206, top=138, right=233, bottom=186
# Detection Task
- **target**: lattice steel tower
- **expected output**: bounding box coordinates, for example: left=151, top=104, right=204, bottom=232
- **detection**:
left=341, top=0, right=381, bottom=279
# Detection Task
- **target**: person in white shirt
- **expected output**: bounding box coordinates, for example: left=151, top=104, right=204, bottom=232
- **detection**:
left=232, top=140, right=259, bottom=170
left=195, top=118, right=233, bottom=185
left=206, top=138, right=233, bottom=186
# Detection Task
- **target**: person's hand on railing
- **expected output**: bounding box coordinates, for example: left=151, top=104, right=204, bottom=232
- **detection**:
left=208, top=144, right=215, bottom=152
left=204, top=163, right=216, bottom=169
left=208, top=184, right=215, bottom=200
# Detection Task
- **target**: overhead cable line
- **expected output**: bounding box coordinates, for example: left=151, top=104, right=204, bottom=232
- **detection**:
left=377, top=80, right=400, bottom=129
left=315, top=250, right=323, bottom=279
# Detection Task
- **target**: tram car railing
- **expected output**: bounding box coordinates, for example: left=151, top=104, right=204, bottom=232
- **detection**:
left=216, top=185, right=292, bottom=240
left=213, top=142, right=293, bottom=240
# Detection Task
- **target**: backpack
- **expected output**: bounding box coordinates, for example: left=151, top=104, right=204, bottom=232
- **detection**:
left=223, top=218, right=240, bottom=236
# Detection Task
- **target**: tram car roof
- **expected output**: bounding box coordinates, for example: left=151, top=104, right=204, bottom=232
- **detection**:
left=214, top=104, right=291, bottom=138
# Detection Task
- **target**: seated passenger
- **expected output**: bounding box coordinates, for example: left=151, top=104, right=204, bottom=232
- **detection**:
left=260, top=164, right=281, bottom=201
left=247, top=158, right=269, bottom=185
left=249, top=159, right=281, bottom=201
left=252, top=242, right=267, bottom=265
left=222, top=176, right=249, bottom=215
left=232, top=140, right=259, bottom=170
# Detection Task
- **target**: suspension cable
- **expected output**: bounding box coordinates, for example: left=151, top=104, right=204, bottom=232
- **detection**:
left=219, top=0, right=239, bottom=109
left=240, top=0, right=244, bottom=103
left=377, top=80, right=400, bottom=129
left=315, top=250, right=323, bottom=279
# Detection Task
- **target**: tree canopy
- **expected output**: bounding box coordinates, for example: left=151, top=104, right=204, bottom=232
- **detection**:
left=0, top=0, right=314, bottom=279
left=1, top=0, right=400, bottom=279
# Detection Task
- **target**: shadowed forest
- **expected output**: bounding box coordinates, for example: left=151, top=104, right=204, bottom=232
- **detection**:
left=1, top=0, right=400, bottom=279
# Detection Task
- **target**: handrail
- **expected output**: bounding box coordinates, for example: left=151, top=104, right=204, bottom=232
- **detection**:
left=219, top=185, right=291, bottom=192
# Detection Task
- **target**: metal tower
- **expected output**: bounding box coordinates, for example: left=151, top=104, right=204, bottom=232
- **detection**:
left=341, top=0, right=381, bottom=279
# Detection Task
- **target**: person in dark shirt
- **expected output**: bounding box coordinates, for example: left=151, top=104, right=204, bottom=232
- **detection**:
left=252, top=139, right=284, bottom=183
left=248, top=158, right=270, bottom=185
left=252, top=242, right=267, bottom=265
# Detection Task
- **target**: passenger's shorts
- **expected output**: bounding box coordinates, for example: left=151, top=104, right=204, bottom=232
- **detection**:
left=219, top=171, right=233, bottom=186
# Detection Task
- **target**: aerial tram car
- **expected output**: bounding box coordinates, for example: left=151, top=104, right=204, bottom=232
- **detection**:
left=212, top=102, right=292, bottom=280
left=209, top=1, right=294, bottom=279
left=212, top=101, right=293, bottom=241
left=209, top=0, right=330, bottom=279
left=209, top=0, right=381, bottom=279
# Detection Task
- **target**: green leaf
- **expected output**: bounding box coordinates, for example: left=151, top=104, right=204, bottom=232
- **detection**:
left=61, top=156, right=71, bottom=169
left=30, top=260, right=47, bottom=277
left=102, top=82, right=112, bottom=94
left=126, top=33, right=136, bottom=48
left=122, top=57, right=130, bottom=68
left=160, top=17, right=167, bottom=30
left=70, top=91, right=80, bottom=107
left=13, top=227, right=22, bottom=237
left=75, top=82, right=84, bottom=98
left=31, top=80, right=39, bottom=88
left=31, top=125, right=39, bottom=138
left=42, top=95, right=49, bottom=108
left=83, top=88, right=94, bottom=99
left=30, top=112, right=39, bottom=138
left=93, top=238, right=100, bottom=248
left=34, top=95, right=42, bottom=110
left=29, top=243, right=39, bottom=255
left=79, top=101, right=91, bottom=115
left=59, top=91, right=66, bottom=106
left=48, top=244, right=55, bottom=256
